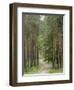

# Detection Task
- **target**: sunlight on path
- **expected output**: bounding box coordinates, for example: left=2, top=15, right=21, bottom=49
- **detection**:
left=39, top=58, right=52, bottom=74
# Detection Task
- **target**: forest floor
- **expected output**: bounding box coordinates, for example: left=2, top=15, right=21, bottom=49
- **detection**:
left=39, top=58, right=52, bottom=74
left=24, top=58, right=63, bottom=75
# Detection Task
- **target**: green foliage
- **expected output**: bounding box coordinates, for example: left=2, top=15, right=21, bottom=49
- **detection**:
left=48, top=68, right=63, bottom=73
left=25, top=66, right=40, bottom=74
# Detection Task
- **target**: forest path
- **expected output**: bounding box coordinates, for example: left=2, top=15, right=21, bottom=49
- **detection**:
left=39, top=58, right=52, bottom=74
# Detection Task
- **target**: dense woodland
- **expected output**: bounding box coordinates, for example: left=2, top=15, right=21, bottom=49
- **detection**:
left=23, top=14, right=63, bottom=74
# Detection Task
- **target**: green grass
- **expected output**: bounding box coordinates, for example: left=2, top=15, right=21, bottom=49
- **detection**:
left=48, top=68, right=63, bottom=73
left=25, top=66, right=63, bottom=74
left=25, top=66, right=40, bottom=74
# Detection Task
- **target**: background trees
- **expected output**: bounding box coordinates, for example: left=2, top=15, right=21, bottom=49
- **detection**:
left=23, top=14, right=63, bottom=74
left=24, top=15, right=40, bottom=72
left=43, top=15, right=63, bottom=69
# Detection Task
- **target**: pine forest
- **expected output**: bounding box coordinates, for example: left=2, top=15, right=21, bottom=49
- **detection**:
left=23, top=14, right=63, bottom=74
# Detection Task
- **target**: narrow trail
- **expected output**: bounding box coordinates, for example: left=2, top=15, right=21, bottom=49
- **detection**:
left=39, top=58, right=52, bottom=74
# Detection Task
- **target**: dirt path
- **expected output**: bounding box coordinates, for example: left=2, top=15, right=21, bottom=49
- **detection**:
left=39, top=58, right=52, bottom=74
